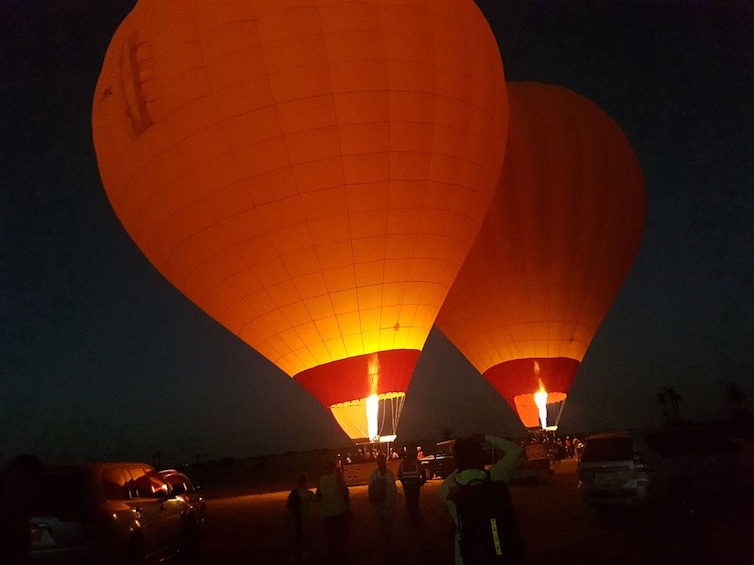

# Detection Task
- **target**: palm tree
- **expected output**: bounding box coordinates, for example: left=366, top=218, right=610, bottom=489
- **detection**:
left=657, top=386, right=683, bottom=424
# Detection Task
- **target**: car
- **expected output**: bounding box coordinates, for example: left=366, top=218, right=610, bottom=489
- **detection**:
left=159, top=469, right=206, bottom=537
left=419, top=440, right=457, bottom=479
left=27, top=461, right=193, bottom=564
left=419, top=439, right=514, bottom=479
left=577, top=427, right=754, bottom=518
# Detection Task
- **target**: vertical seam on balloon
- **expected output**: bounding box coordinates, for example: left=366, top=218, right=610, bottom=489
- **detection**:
left=421, top=2, right=441, bottom=354
left=257, top=4, right=320, bottom=375
left=383, top=2, right=405, bottom=353
left=189, top=2, right=250, bottom=334
left=569, top=90, right=591, bottom=359
left=184, top=4, right=278, bottom=370
left=314, top=2, right=351, bottom=363
left=152, top=5, right=235, bottom=306
left=544, top=84, right=564, bottom=360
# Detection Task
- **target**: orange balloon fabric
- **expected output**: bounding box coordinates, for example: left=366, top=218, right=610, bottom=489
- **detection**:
left=92, top=1, right=508, bottom=440
left=436, top=82, right=645, bottom=430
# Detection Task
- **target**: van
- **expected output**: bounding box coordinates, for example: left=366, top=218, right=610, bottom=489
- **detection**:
left=577, top=428, right=754, bottom=517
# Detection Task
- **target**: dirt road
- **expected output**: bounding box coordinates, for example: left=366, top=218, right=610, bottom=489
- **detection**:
left=187, top=459, right=754, bottom=564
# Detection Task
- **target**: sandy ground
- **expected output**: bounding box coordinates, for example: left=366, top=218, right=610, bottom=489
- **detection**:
left=187, top=459, right=754, bottom=565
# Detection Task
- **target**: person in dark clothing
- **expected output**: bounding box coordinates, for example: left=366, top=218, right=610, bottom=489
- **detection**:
left=315, top=458, right=350, bottom=560
left=397, top=446, right=426, bottom=523
left=286, top=472, right=316, bottom=563
left=439, top=436, right=523, bottom=565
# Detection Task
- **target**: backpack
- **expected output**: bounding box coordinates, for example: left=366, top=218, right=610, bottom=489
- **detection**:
left=368, top=473, right=387, bottom=504
left=447, top=473, right=525, bottom=565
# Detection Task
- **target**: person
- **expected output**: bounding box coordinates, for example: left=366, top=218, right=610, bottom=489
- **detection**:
left=565, top=436, right=574, bottom=458
left=367, top=453, right=398, bottom=554
left=335, top=454, right=343, bottom=475
left=286, top=472, right=316, bottom=563
left=397, top=445, right=426, bottom=523
left=0, top=454, right=44, bottom=565
left=416, top=446, right=425, bottom=460
left=315, top=458, right=350, bottom=560
left=439, top=435, right=523, bottom=565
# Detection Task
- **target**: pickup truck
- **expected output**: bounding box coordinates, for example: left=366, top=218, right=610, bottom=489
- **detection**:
left=418, top=440, right=457, bottom=479
left=418, top=438, right=554, bottom=481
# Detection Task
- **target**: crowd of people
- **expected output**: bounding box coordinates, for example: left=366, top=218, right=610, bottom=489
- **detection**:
left=334, top=445, right=404, bottom=466
left=518, top=433, right=584, bottom=461
left=286, top=445, right=426, bottom=563
left=285, top=435, right=525, bottom=564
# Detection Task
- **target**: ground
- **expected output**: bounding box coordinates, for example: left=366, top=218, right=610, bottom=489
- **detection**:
left=184, top=458, right=754, bottom=564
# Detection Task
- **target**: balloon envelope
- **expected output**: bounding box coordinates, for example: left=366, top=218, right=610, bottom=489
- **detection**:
left=436, top=82, right=645, bottom=431
left=92, top=0, right=508, bottom=441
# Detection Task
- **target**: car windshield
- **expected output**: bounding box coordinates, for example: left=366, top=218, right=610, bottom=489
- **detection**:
left=580, top=437, right=634, bottom=462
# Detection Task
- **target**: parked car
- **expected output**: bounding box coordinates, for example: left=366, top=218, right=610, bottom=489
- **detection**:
left=159, top=469, right=206, bottom=536
left=419, top=440, right=457, bottom=479
left=419, top=438, right=522, bottom=479
left=27, top=462, right=193, bottom=564
left=577, top=427, right=754, bottom=518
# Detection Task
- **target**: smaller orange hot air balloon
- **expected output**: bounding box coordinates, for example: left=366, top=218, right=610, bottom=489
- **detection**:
left=436, top=82, right=646, bottom=431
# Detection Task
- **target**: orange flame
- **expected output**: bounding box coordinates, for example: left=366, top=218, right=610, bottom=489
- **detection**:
left=367, top=354, right=380, bottom=441
left=533, top=378, right=548, bottom=430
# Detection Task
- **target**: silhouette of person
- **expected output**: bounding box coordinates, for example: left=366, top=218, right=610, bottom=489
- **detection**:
left=397, top=446, right=425, bottom=523
left=315, top=458, right=350, bottom=560
left=286, top=472, right=316, bottom=563
left=368, top=453, right=398, bottom=554
left=416, top=446, right=425, bottom=460
left=439, top=435, right=523, bottom=565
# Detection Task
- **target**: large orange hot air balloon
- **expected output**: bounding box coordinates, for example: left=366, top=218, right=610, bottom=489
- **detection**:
left=436, top=82, right=645, bottom=431
left=92, top=1, right=508, bottom=442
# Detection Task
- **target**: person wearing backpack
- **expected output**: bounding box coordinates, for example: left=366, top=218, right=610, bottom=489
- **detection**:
left=439, top=434, right=524, bottom=565
left=368, top=452, right=398, bottom=554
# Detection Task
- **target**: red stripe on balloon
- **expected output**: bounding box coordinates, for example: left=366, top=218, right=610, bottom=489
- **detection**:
left=294, top=350, right=420, bottom=407
left=483, top=357, right=581, bottom=408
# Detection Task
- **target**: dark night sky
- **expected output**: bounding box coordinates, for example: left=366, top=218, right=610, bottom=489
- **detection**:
left=2, top=1, right=752, bottom=467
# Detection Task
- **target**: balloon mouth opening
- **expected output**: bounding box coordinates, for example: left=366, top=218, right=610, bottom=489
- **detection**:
left=513, top=391, right=567, bottom=430
left=330, top=392, right=405, bottom=443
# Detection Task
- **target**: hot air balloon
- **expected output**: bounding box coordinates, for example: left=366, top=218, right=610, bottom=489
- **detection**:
left=436, top=82, right=645, bottom=432
left=92, top=1, right=508, bottom=443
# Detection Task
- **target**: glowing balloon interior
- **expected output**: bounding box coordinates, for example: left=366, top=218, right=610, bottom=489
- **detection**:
left=437, top=82, right=646, bottom=431
left=92, top=0, right=508, bottom=441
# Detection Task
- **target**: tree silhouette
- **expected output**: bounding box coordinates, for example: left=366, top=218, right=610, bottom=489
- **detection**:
left=657, top=386, right=683, bottom=424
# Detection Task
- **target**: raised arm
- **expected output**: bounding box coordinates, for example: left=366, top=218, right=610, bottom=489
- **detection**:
left=486, top=435, right=524, bottom=483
